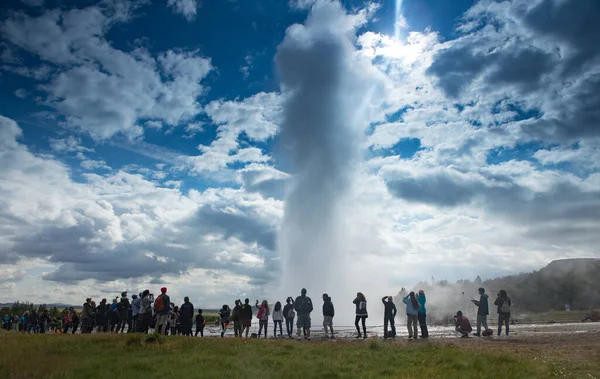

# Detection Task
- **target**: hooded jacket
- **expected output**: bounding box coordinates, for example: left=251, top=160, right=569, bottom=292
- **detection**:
left=382, top=297, right=397, bottom=319
left=418, top=294, right=427, bottom=314
left=179, top=301, right=194, bottom=326
left=323, top=297, right=335, bottom=317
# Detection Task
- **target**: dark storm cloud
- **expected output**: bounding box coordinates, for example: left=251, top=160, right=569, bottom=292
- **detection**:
left=386, top=171, right=481, bottom=207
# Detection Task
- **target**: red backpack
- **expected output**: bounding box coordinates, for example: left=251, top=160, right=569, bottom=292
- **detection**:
left=154, top=295, right=165, bottom=312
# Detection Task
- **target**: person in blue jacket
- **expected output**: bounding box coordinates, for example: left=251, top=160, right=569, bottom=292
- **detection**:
left=403, top=291, right=421, bottom=339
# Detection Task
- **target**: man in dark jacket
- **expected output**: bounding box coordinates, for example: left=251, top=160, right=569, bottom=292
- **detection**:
left=81, top=298, right=95, bottom=334
left=295, top=288, right=313, bottom=340
left=231, top=300, right=243, bottom=337
left=179, top=297, right=194, bottom=336
left=95, top=299, right=108, bottom=332
left=471, top=287, right=490, bottom=337
left=382, top=296, right=397, bottom=338
left=116, top=292, right=130, bottom=333
left=322, top=294, right=334, bottom=338
left=240, top=298, right=253, bottom=338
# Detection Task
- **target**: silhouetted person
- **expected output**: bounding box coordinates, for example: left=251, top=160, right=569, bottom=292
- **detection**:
left=471, top=287, right=490, bottom=337
left=382, top=296, right=397, bottom=339
left=295, top=288, right=313, bottom=340
left=322, top=294, right=335, bottom=338
left=353, top=292, right=368, bottom=339
left=418, top=290, right=428, bottom=338
left=494, top=290, right=511, bottom=337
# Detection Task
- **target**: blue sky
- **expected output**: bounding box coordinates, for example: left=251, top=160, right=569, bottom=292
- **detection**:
left=1, top=0, right=599, bottom=307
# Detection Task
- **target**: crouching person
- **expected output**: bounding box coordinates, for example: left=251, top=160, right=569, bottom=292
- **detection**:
left=455, top=311, right=472, bottom=338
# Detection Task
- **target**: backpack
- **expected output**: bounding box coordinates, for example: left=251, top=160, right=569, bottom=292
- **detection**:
left=231, top=307, right=240, bottom=322
left=501, top=299, right=511, bottom=313
left=154, top=295, right=165, bottom=313
left=287, top=307, right=296, bottom=318
left=359, top=301, right=367, bottom=311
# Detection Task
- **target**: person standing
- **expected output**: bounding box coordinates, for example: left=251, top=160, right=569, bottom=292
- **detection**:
left=219, top=304, right=231, bottom=338
left=137, top=290, right=153, bottom=333
left=272, top=301, right=284, bottom=338
left=179, top=297, right=194, bottom=336
left=295, top=288, right=313, bottom=340
left=403, top=291, right=421, bottom=339
left=131, top=294, right=141, bottom=333
left=418, top=290, right=429, bottom=338
left=71, top=310, right=80, bottom=334
left=95, top=299, right=108, bottom=332
left=241, top=298, right=253, bottom=338
left=231, top=300, right=243, bottom=337
left=382, top=296, right=397, bottom=339
left=255, top=300, right=269, bottom=339
left=353, top=292, right=368, bottom=339
left=109, top=298, right=120, bottom=332
left=283, top=297, right=295, bottom=338
left=322, top=294, right=335, bottom=339
left=494, top=290, right=512, bottom=337
left=154, top=287, right=170, bottom=335
left=115, top=292, right=130, bottom=333
left=81, top=298, right=94, bottom=334
left=471, top=287, right=490, bottom=337
left=195, top=309, right=205, bottom=337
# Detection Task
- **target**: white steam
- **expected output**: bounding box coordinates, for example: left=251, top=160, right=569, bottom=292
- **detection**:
left=275, top=0, right=379, bottom=319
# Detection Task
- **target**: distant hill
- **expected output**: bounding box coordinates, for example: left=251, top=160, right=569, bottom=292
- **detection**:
left=406, top=258, right=600, bottom=320
left=0, top=303, right=74, bottom=309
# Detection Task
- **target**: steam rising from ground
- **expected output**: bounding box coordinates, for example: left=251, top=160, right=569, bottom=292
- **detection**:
left=275, top=1, right=377, bottom=314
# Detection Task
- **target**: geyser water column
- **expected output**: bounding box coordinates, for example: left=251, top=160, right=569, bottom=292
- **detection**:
left=275, top=1, right=376, bottom=301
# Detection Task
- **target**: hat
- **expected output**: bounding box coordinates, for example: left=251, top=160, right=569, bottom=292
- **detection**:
left=161, top=287, right=167, bottom=293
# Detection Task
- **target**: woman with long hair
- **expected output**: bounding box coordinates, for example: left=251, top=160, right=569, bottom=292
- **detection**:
left=218, top=304, right=231, bottom=338
left=494, top=290, right=512, bottom=337
left=403, top=291, right=421, bottom=339
left=255, top=300, right=270, bottom=339
left=353, top=292, right=368, bottom=339
left=272, top=301, right=283, bottom=338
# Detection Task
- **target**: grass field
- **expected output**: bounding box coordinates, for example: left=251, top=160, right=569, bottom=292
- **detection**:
left=515, top=310, right=587, bottom=324
left=1, top=331, right=599, bottom=379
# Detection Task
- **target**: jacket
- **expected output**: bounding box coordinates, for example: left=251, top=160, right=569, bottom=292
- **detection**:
left=179, top=301, right=194, bottom=326
left=418, top=294, right=426, bottom=314
left=403, top=296, right=421, bottom=316
left=353, top=298, right=368, bottom=317
left=382, top=297, right=397, bottom=318
left=294, top=295, right=313, bottom=315
left=241, top=303, right=253, bottom=320
left=272, top=309, right=283, bottom=321
left=256, top=304, right=269, bottom=321
left=140, top=295, right=153, bottom=315
left=118, top=297, right=130, bottom=316
left=283, top=302, right=295, bottom=319
left=323, top=297, right=335, bottom=317
left=476, top=294, right=489, bottom=316
left=131, top=298, right=141, bottom=316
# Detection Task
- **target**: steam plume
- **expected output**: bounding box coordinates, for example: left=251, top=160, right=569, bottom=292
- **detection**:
left=275, top=1, right=376, bottom=305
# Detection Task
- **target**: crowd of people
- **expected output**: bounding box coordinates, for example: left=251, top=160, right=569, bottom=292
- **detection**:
left=2, top=286, right=517, bottom=339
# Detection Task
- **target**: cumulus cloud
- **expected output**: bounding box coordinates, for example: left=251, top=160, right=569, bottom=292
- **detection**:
left=0, top=115, right=282, bottom=302
left=186, top=92, right=282, bottom=173
left=0, top=3, right=212, bottom=140
left=167, top=0, right=200, bottom=22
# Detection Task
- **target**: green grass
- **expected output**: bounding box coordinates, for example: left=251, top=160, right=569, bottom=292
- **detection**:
left=0, top=332, right=562, bottom=379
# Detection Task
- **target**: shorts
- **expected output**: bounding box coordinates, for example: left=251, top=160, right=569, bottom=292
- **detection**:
left=242, top=319, right=251, bottom=328
left=296, top=313, right=311, bottom=329
left=323, top=316, right=333, bottom=327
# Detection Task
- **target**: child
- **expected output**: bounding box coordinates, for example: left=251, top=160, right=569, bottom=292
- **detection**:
left=455, top=311, right=472, bottom=338
left=55, top=318, right=63, bottom=334
left=195, top=310, right=205, bottom=337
